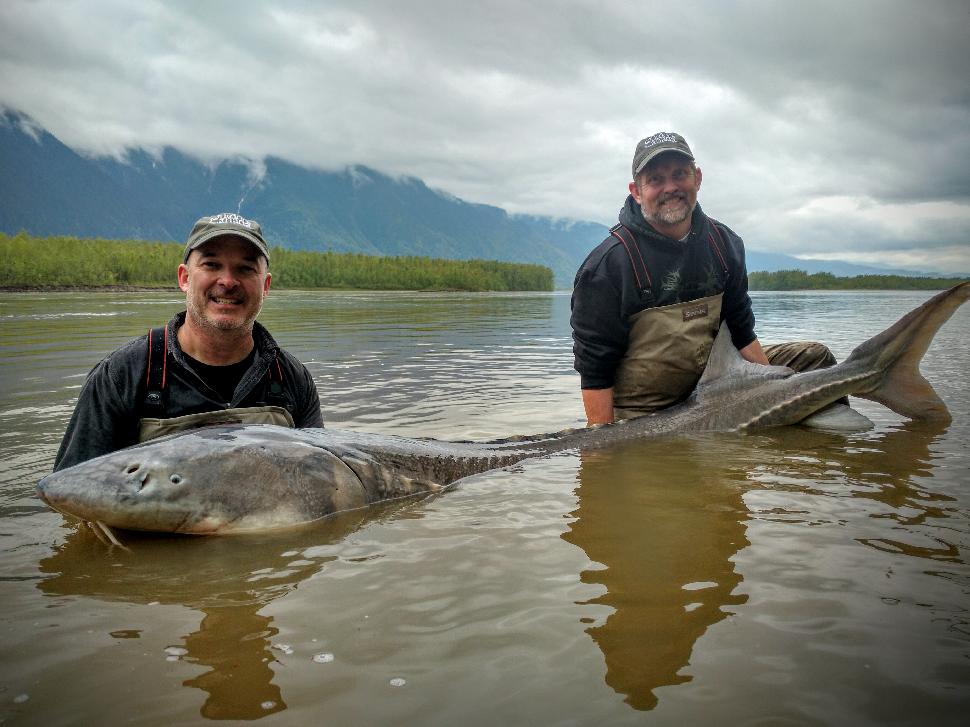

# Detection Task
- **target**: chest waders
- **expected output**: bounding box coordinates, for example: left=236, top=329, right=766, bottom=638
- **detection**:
left=137, top=325, right=295, bottom=443
left=610, top=223, right=731, bottom=420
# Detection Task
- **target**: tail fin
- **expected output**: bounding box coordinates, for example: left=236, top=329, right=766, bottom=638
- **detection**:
left=847, top=282, right=969, bottom=421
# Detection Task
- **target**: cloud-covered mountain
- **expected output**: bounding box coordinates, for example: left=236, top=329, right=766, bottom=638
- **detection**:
left=1, top=110, right=605, bottom=285
left=1, top=110, right=948, bottom=286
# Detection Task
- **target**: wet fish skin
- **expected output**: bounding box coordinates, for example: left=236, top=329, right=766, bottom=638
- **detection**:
left=36, top=282, right=970, bottom=534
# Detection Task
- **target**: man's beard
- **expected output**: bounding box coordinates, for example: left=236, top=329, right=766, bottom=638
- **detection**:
left=186, top=292, right=262, bottom=334
left=642, top=194, right=695, bottom=228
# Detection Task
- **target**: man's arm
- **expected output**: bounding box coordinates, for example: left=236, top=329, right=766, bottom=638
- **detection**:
left=738, top=338, right=770, bottom=365
left=53, top=357, right=137, bottom=471
left=571, top=259, right=627, bottom=427
left=582, top=387, right=615, bottom=426
left=286, top=356, right=324, bottom=428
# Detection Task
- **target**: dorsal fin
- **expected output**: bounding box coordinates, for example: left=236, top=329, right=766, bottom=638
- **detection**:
left=696, top=324, right=794, bottom=391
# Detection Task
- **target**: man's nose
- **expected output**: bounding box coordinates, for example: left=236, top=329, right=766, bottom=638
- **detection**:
left=661, top=177, right=680, bottom=193
left=216, top=270, right=239, bottom=287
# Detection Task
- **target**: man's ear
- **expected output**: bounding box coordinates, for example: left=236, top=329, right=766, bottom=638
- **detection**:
left=177, top=263, right=189, bottom=292
left=628, top=179, right=642, bottom=204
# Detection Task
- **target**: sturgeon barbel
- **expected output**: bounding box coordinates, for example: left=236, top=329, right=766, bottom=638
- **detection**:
left=37, top=282, right=970, bottom=535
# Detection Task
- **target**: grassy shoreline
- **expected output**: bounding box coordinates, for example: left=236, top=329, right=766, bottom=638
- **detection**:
left=1, top=232, right=554, bottom=292
left=748, top=270, right=966, bottom=291
left=3, top=232, right=964, bottom=292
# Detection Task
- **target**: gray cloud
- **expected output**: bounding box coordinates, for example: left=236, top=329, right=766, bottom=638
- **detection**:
left=1, top=0, right=967, bottom=272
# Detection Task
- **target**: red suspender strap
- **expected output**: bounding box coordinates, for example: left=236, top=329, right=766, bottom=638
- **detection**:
left=609, top=224, right=653, bottom=290
left=145, top=327, right=153, bottom=389
left=144, top=325, right=168, bottom=415
left=263, top=353, right=288, bottom=407
left=161, top=325, right=168, bottom=388
left=707, top=221, right=730, bottom=275
left=145, top=325, right=168, bottom=389
left=265, top=356, right=284, bottom=385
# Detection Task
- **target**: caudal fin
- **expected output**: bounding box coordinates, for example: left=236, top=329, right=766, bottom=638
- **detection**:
left=847, top=282, right=970, bottom=421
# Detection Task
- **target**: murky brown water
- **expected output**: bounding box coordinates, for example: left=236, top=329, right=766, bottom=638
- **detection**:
left=1, top=289, right=968, bottom=725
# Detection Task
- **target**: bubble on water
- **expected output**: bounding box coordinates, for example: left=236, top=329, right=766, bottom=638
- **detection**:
left=164, top=646, right=187, bottom=658
left=389, top=677, right=407, bottom=687
left=312, top=652, right=335, bottom=664
left=13, top=694, right=29, bottom=704
left=271, top=643, right=294, bottom=655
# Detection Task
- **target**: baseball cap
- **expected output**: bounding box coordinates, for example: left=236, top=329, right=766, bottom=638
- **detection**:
left=183, top=213, right=270, bottom=263
left=631, top=132, right=695, bottom=177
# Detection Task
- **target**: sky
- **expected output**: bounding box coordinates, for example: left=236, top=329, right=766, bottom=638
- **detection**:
left=1, top=0, right=968, bottom=273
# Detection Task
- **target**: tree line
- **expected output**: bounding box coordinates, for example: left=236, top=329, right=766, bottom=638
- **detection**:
left=4, top=233, right=962, bottom=292
left=748, top=269, right=966, bottom=291
left=0, top=232, right=554, bottom=292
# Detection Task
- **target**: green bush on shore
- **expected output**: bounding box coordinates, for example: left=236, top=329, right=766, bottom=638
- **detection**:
left=748, top=269, right=966, bottom=291
left=0, top=232, right=554, bottom=292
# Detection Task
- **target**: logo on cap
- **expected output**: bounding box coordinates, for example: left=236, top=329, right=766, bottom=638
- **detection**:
left=208, top=213, right=255, bottom=229
left=642, top=132, right=681, bottom=148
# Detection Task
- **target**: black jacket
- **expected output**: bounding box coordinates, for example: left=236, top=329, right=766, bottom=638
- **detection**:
left=570, top=198, right=757, bottom=389
left=53, top=312, right=323, bottom=470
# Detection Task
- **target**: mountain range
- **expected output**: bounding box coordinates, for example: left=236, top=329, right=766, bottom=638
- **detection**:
left=0, top=110, right=933, bottom=286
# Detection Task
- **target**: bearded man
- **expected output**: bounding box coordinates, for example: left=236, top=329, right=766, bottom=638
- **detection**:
left=54, top=213, right=323, bottom=470
left=570, top=132, right=836, bottom=425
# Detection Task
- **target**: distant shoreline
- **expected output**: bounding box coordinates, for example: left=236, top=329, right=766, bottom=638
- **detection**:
left=0, top=285, right=506, bottom=294
left=747, top=270, right=966, bottom=291
left=4, top=283, right=966, bottom=294
left=1, top=285, right=179, bottom=293
left=1, top=232, right=555, bottom=292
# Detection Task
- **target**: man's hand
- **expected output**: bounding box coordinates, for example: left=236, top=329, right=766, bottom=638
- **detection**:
left=582, top=387, right=615, bottom=426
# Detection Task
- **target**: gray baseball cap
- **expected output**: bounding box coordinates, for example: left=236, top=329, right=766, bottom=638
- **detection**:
left=632, top=132, right=695, bottom=177
left=183, top=213, right=270, bottom=263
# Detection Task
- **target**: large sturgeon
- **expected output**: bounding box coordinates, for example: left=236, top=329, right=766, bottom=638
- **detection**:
left=37, top=282, right=969, bottom=535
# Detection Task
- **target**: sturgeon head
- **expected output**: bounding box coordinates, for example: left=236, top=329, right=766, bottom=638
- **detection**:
left=37, top=425, right=442, bottom=534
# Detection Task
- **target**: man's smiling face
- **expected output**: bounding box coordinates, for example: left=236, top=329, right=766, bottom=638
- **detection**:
left=630, top=153, right=702, bottom=236
left=178, top=235, right=271, bottom=334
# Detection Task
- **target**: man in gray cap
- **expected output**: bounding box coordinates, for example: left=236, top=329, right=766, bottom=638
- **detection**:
left=54, top=213, right=323, bottom=470
left=570, top=133, right=837, bottom=425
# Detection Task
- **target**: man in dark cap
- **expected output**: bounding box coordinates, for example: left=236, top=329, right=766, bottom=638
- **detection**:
left=54, top=213, right=323, bottom=470
left=570, top=133, right=836, bottom=425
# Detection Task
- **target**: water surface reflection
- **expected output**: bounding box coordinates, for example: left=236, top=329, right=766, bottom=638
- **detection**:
left=37, top=501, right=421, bottom=720
left=564, top=436, right=751, bottom=710
left=564, top=418, right=958, bottom=713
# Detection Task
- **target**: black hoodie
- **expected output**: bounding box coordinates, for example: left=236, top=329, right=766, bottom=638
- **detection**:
left=570, top=197, right=757, bottom=389
left=53, top=313, right=323, bottom=471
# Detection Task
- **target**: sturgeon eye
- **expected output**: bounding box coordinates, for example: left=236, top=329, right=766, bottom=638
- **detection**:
left=170, top=474, right=183, bottom=485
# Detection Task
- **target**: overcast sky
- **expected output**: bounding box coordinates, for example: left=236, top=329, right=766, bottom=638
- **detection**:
left=2, top=0, right=968, bottom=273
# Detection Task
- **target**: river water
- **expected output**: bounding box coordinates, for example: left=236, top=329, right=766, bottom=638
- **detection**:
left=1, top=289, right=968, bottom=725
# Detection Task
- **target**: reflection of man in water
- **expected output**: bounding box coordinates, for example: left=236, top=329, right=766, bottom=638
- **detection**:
left=563, top=438, right=750, bottom=710
left=183, top=606, right=286, bottom=719
left=562, top=421, right=951, bottom=712
left=35, top=508, right=384, bottom=719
